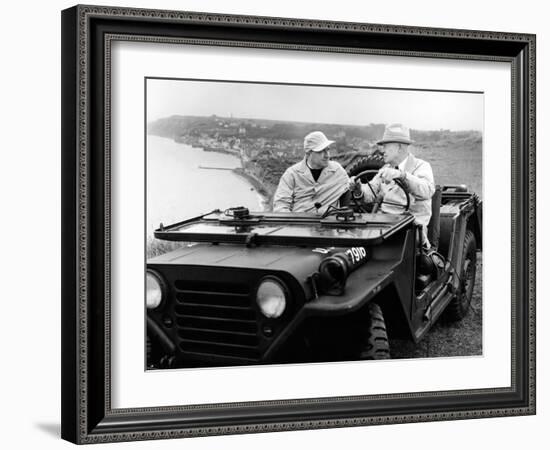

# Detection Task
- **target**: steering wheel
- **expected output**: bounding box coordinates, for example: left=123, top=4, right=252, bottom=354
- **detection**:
left=350, top=169, right=410, bottom=213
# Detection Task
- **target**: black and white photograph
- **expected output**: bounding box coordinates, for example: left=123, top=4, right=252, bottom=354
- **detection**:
left=145, top=78, right=484, bottom=369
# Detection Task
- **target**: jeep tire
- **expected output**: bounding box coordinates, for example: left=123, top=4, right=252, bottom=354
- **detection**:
left=443, top=230, right=477, bottom=322
left=359, top=302, right=391, bottom=360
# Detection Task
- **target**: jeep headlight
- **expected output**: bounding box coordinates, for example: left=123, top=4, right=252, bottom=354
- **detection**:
left=146, top=271, right=163, bottom=309
left=256, top=278, right=287, bottom=318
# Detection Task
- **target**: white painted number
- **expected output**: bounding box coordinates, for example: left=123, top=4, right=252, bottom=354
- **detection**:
left=345, top=247, right=367, bottom=264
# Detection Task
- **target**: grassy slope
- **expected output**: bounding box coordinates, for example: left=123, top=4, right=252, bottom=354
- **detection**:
left=414, top=134, right=482, bottom=197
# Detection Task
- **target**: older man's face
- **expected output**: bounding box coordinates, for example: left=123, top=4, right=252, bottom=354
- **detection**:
left=308, top=148, right=330, bottom=169
left=381, top=142, right=402, bottom=166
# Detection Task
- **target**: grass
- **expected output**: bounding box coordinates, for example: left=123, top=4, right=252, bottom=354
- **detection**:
left=147, top=237, right=185, bottom=259
left=415, top=137, right=482, bottom=198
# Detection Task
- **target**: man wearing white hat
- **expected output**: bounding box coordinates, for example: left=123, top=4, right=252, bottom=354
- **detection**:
left=350, top=123, right=435, bottom=246
left=273, top=131, right=349, bottom=214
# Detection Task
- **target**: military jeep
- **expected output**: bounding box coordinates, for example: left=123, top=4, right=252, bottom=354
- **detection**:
left=146, top=159, right=482, bottom=368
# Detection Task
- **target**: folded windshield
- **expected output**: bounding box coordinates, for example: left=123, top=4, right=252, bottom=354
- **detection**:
left=154, top=210, right=413, bottom=247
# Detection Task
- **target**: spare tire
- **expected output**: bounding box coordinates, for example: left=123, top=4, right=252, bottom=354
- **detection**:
left=346, top=154, right=385, bottom=212
left=346, top=153, right=385, bottom=182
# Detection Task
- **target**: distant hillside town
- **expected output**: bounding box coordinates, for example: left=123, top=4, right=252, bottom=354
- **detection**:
left=147, top=114, right=482, bottom=204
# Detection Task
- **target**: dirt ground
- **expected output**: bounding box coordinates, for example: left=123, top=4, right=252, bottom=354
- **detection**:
left=390, top=256, right=483, bottom=359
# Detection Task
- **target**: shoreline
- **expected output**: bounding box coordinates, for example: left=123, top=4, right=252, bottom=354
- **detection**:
left=231, top=167, right=272, bottom=211
left=171, top=136, right=274, bottom=211
left=203, top=146, right=240, bottom=157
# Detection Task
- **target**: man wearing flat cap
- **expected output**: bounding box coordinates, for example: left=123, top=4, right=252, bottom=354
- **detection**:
left=350, top=123, right=435, bottom=246
left=273, top=131, right=349, bottom=214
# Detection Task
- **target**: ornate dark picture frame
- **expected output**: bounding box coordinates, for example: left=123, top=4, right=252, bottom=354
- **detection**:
left=61, top=4, right=536, bottom=444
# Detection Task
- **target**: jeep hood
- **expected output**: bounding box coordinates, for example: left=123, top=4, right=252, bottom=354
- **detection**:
left=149, top=243, right=336, bottom=281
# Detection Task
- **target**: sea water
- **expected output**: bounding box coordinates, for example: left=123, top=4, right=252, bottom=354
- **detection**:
left=147, top=135, right=262, bottom=237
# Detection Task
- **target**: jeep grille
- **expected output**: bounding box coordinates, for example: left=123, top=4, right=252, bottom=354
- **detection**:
left=173, top=279, right=261, bottom=362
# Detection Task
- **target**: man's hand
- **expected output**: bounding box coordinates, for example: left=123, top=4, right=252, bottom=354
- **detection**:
left=348, top=176, right=363, bottom=196
left=379, top=167, right=402, bottom=183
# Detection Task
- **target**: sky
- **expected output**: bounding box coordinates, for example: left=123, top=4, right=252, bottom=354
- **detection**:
left=146, top=78, right=483, bottom=131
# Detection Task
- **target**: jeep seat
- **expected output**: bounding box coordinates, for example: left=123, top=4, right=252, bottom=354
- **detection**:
left=427, top=185, right=442, bottom=250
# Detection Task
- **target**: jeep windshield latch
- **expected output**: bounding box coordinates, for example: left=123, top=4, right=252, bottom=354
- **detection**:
left=245, top=232, right=259, bottom=248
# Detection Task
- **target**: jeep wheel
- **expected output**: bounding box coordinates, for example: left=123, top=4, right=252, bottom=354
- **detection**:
left=444, top=230, right=477, bottom=322
left=359, top=302, right=391, bottom=360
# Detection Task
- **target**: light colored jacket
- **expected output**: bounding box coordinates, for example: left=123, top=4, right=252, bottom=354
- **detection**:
left=361, top=154, right=435, bottom=234
left=273, top=159, right=349, bottom=214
